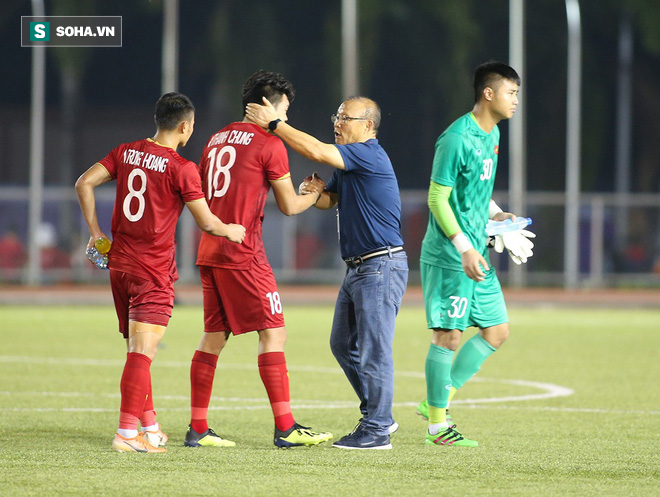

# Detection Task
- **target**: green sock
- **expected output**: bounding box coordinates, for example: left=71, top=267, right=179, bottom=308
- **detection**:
left=425, top=343, right=454, bottom=424
left=450, top=334, right=497, bottom=389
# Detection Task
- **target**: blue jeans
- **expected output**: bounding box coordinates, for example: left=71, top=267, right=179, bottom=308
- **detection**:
left=329, top=251, right=408, bottom=435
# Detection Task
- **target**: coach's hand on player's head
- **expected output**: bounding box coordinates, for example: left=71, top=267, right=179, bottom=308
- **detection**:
left=494, top=229, right=535, bottom=264
left=461, top=249, right=489, bottom=282
left=245, top=97, right=277, bottom=129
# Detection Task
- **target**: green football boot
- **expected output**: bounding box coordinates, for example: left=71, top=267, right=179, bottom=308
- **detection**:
left=425, top=425, right=478, bottom=447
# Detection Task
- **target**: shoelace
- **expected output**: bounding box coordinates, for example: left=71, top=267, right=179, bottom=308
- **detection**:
left=432, top=425, right=464, bottom=445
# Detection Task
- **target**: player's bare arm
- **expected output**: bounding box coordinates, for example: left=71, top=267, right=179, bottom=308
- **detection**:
left=269, top=176, right=322, bottom=216
left=185, top=199, right=246, bottom=243
left=245, top=98, right=345, bottom=169
left=75, top=163, right=113, bottom=249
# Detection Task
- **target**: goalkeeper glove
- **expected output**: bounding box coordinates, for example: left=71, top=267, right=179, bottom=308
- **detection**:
left=493, top=229, right=536, bottom=265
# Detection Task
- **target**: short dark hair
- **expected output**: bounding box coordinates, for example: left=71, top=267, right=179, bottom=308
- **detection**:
left=241, top=70, right=295, bottom=114
left=154, top=92, right=195, bottom=130
left=473, top=61, right=521, bottom=103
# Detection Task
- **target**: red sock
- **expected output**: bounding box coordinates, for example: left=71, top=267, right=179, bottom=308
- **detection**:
left=258, top=352, right=294, bottom=431
left=119, top=353, right=152, bottom=431
left=190, top=350, right=218, bottom=434
left=140, top=380, right=157, bottom=429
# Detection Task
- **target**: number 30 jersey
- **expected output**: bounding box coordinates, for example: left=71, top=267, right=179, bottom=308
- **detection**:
left=196, top=122, right=290, bottom=270
left=98, top=138, right=204, bottom=285
left=420, top=113, right=500, bottom=271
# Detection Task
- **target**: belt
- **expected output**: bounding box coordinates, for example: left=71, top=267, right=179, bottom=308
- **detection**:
left=344, top=246, right=404, bottom=268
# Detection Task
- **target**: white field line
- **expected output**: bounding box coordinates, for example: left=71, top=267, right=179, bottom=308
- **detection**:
left=6, top=354, right=653, bottom=415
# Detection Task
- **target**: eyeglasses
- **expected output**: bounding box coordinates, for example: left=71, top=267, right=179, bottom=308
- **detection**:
left=331, top=114, right=370, bottom=124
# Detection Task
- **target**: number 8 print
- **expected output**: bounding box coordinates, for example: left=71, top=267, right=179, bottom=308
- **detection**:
left=122, top=169, right=147, bottom=222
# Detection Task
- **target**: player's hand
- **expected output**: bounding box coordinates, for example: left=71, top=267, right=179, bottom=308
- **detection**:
left=245, top=97, right=278, bottom=129
left=491, top=211, right=515, bottom=222
left=299, top=172, right=325, bottom=195
left=224, top=223, right=246, bottom=244
left=494, top=229, right=536, bottom=264
left=86, top=233, right=110, bottom=250
left=461, top=249, right=489, bottom=282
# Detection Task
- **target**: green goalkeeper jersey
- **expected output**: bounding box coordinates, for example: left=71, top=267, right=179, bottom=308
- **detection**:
left=420, top=112, right=500, bottom=270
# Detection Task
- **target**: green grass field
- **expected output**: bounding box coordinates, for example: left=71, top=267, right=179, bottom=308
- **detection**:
left=1, top=303, right=659, bottom=496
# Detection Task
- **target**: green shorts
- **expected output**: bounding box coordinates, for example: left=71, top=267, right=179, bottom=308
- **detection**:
left=421, top=262, right=508, bottom=331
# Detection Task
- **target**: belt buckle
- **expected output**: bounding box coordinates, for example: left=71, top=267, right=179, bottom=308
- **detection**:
left=345, top=256, right=363, bottom=268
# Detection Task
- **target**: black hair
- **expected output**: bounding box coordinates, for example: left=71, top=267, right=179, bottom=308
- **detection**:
left=473, top=61, right=521, bottom=103
left=241, top=70, right=295, bottom=114
left=154, top=92, right=195, bottom=130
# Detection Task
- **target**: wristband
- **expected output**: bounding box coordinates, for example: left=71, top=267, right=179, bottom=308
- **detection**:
left=451, top=232, right=474, bottom=254
left=489, top=199, right=503, bottom=219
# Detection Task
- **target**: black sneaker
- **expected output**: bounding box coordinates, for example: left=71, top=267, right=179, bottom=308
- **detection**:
left=351, top=418, right=399, bottom=436
left=332, top=425, right=392, bottom=450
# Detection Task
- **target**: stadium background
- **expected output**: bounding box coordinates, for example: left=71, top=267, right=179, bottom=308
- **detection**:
left=1, top=0, right=660, bottom=290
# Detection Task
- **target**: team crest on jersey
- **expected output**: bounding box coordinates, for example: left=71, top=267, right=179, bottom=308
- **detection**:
left=494, top=145, right=499, bottom=155
left=475, top=148, right=482, bottom=156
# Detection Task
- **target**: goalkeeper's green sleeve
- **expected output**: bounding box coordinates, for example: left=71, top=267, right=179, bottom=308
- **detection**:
left=428, top=181, right=461, bottom=238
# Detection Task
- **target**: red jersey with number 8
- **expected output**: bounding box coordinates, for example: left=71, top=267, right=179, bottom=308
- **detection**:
left=196, top=122, right=290, bottom=269
left=98, top=138, right=204, bottom=285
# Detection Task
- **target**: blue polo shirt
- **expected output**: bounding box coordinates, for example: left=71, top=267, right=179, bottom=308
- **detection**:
left=326, top=139, right=404, bottom=259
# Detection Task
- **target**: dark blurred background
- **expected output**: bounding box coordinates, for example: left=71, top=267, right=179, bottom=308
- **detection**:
left=1, top=0, right=660, bottom=286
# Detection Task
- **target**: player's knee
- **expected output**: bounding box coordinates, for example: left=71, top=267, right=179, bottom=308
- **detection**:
left=198, top=331, right=228, bottom=355
left=482, top=324, right=509, bottom=349
left=432, top=328, right=461, bottom=350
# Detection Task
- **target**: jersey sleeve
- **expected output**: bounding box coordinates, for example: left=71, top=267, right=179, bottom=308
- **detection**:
left=428, top=181, right=460, bottom=237
left=335, top=142, right=377, bottom=173
left=97, top=145, right=122, bottom=179
left=261, top=138, right=290, bottom=181
left=175, top=160, right=205, bottom=203
left=325, top=170, right=339, bottom=193
left=430, top=132, right=464, bottom=187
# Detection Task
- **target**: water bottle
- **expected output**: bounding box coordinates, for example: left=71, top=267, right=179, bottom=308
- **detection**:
left=95, top=237, right=112, bottom=254
left=86, top=237, right=111, bottom=270
left=485, top=217, right=532, bottom=236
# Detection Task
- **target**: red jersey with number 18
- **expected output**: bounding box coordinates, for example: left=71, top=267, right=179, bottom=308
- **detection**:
left=98, top=138, right=205, bottom=286
left=196, top=122, right=290, bottom=270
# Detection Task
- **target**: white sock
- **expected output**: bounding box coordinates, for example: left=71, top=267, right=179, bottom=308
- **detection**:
left=142, top=424, right=159, bottom=433
left=117, top=429, right=139, bottom=439
left=428, top=422, right=450, bottom=436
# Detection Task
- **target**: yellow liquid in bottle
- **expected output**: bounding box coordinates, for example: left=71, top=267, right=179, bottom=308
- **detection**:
left=95, top=237, right=112, bottom=254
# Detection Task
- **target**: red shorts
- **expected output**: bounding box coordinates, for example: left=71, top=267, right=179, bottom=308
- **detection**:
left=109, top=269, right=174, bottom=338
left=200, top=263, right=285, bottom=335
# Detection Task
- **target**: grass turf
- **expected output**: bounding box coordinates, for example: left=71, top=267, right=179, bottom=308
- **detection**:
left=1, top=303, right=659, bottom=496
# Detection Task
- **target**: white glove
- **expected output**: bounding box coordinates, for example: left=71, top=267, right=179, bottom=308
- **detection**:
left=494, top=229, right=536, bottom=265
